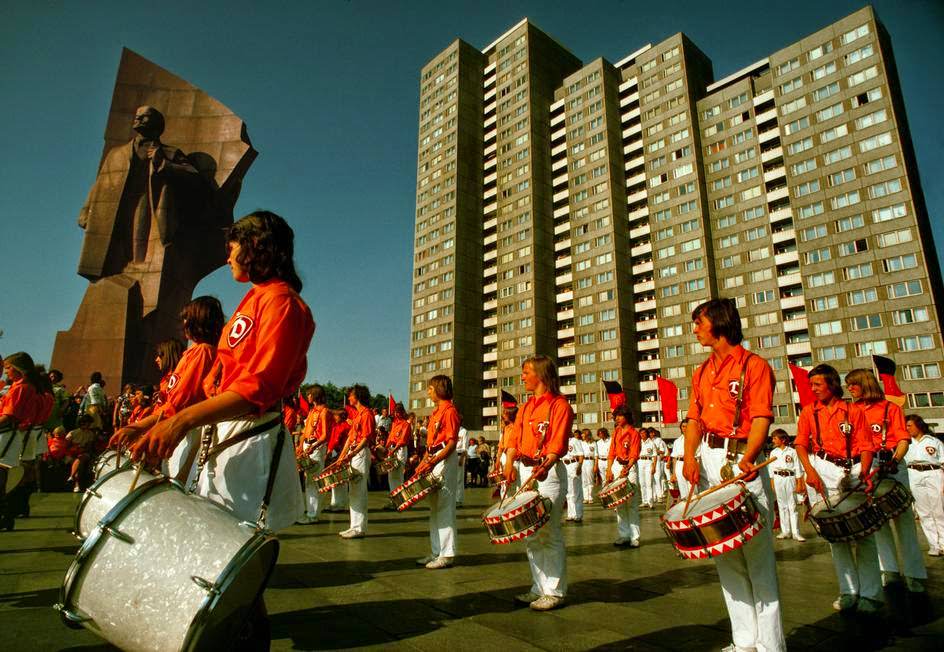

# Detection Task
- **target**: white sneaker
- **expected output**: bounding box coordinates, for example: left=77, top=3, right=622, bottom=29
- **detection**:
left=339, top=529, right=365, bottom=539
left=530, top=595, right=564, bottom=611
left=295, top=514, right=318, bottom=525
left=794, top=535, right=806, bottom=542
left=776, top=532, right=789, bottom=540
left=614, top=537, right=632, bottom=546
left=425, top=556, right=454, bottom=569
left=416, top=554, right=436, bottom=566
left=929, top=549, right=941, bottom=557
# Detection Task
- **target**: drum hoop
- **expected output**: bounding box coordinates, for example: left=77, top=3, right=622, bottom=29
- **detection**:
left=74, top=461, right=138, bottom=540
left=182, top=533, right=280, bottom=652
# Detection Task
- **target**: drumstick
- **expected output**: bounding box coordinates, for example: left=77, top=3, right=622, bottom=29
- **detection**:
left=692, top=457, right=776, bottom=502
left=680, top=481, right=698, bottom=518
left=127, top=462, right=145, bottom=493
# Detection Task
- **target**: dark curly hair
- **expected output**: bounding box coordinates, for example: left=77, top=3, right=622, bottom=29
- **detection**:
left=180, top=296, right=225, bottom=345
left=227, top=210, right=303, bottom=292
left=349, top=384, right=372, bottom=407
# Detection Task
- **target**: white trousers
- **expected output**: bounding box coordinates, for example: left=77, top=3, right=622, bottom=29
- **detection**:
left=673, top=458, right=690, bottom=500
left=582, top=459, right=594, bottom=499
left=908, top=467, right=944, bottom=551
left=518, top=460, right=567, bottom=598
left=772, top=475, right=800, bottom=538
left=455, top=459, right=466, bottom=504
left=304, top=446, right=326, bottom=518
left=807, top=457, right=882, bottom=600
left=611, top=461, right=641, bottom=542
left=875, top=466, right=927, bottom=578
left=638, top=460, right=653, bottom=505
left=699, top=443, right=785, bottom=652
left=428, top=450, right=458, bottom=558
left=499, top=452, right=519, bottom=500
left=387, top=447, right=408, bottom=493
left=653, top=460, right=665, bottom=499
left=196, top=415, right=303, bottom=532
left=564, top=462, right=583, bottom=519
left=348, top=447, right=370, bottom=533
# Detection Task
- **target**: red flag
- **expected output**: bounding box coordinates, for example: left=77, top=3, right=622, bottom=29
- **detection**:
left=789, top=364, right=815, bottom=409
left=872, top=354, right=905, bottom=406
left=500, top=390, right=518, bottom=408
left=656, top=376, right=679, bottom=424
left=602, top=380, right=626, bottom=410
left=388, top=393, right=396, bottom=415
left=298, top=393, right=311, bottom=418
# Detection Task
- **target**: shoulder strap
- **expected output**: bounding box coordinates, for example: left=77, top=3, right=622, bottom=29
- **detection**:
left=881, top=401, right=889, bottom=448
left=813, top=408, right=823, bottom=452
left=731, top=352, right=755, bottom=432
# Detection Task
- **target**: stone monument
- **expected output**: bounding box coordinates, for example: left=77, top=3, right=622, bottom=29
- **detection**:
left=52, top=48, right=257, bottom=390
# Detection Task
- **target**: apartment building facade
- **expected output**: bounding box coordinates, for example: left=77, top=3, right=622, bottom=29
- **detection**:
left=409, top=6, right=944, bottom=433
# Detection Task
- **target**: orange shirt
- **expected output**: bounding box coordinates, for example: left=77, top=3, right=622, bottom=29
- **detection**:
left=796, top=399, right=873, bottom=458
left=0, top=379, right=38, bottom=430
left=282, top=403, right=299, bottom=432
left=686, top=345, right=774, bottom=440
left=609, top=424, right=641, bottom=463
left=204, top=279, right=315, bottom=412
left=29, top=391, right=53, bottom=428
left=155, top=343, right=215, bottom=419
left=156, top=371, right=172, bottom=407
left=348, top=407, right=375, bottom=447
left=427, top=400, right=460, bottom=449
left=386, top=417, right=411, bottom=448
left=512, top=392, right=574, bottom=459
left=858, top=399, right=907, bottom=452
left=499, top=422, right=517, bottom=453
left=130, top=404, right=153, bottom=424
left=302, top=404, right=333, bottom=443
left=329, top=421, right=350, bottom=452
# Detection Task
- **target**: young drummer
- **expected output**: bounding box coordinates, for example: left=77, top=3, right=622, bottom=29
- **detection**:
left=385, top=403, right=411, bottom=495
left=153, top=338, right=185, bottom=407
left=562, top=426, right=584, bottom=524
left=1, top=352, right=44, bottom=528
left=414, top=375, right=460, bottom=569
left=326, top=408, right=351, bottom=512
left=795, top=364, right=880, bottom=613
left=670, top=418, right=690, bottom=501
left=605, top=404, right=641, bottom=547
left=504, top=354, right=574, bottom=612
left=333, top=385, right=375, bottom=539
left=768, top=429, right=805, bottom=542
left=296, top=384, right=333, bottom=524
left=496, top=402, right=519, bottom=498
left=131, top=210, right=313, bottom=646
left=904, top=415, right=944, bottom=556
left=846, top=369, right=926, bottom=592
left=682, top=298, right=785, bottom=652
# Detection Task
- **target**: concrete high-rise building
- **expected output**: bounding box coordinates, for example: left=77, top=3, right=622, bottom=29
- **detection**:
left=409, top=6, right=944, bottom=433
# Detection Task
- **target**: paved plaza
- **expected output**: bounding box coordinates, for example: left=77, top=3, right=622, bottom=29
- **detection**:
left=0, top=487, right=941, bottom=651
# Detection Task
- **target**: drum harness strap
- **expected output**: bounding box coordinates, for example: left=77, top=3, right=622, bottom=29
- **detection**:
left=693, top=352, right=754, bottom=463
left=812, top=402, right=853, bottom=474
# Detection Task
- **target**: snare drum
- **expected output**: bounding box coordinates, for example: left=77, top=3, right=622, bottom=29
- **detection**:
left=93, top=450, right=131, bottom=480
left=599, top=477, right=636, bottom=509
left=75, top=465, right=159, bottom=540
left=482, top=490, right=552, bottom=544
left=375, top=454, right=401, bottom=475
left=389, top=471, right=442, bottom=511
left=661, top=483, right=763, bottom=560
left=809, top=479, right=912, bottom=543
left=487, top=469, right=503, bottom=486
left=0, top=428, right=25, bottom=469
left=57, top=477, right=279, bottom=652
left=314, top=464, right=359, bottom=494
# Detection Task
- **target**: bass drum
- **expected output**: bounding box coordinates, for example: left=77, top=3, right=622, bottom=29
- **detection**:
left=57, top=477, right=278, bottom=652
left=93, top=450, right=131, bottom=481
left=75, top=465, right=158, bottom=540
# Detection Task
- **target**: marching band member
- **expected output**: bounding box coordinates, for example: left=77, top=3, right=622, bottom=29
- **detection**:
left=326, top=408, right=351, bottom=512
left=650, top=429, right=668, bottom=504
left=455, top=424, right=469, bottom=506
left=638, top=428, right=654, bottom=508
left=562, top=427, right=584, bottom=523
left=296, top=384, right=332, bottom=524
left=670, top=418, right=690, bottom=501
left=334, top=384, right=375, bottom=539
left=767, top=429, right=805, bottom=542
left=682, top=298, right=785, bottom=652
left=846, top=369, right=926, bottom=592
left=580, top=430, right=594, bottom=503
left=153, top=338, right=185, bottom=407
left=496, top=402, right=519, bottom=498
left=112, top=296, right=224, bottom=486
left=903, top=415, right=944, bottom=556
left=592, top=427, right=610, bottom=502
left=0, top=352, right=45, bottom=528
left=385, top=403, right=412, bottom=495
left=131, top=210, right=313, bottom=647
left=504, top=355, right=574, bottom=611
left=605, top=404, right=641, bottom=547
left=414, top=375, right=459, bottom=569
left=795, top=364, right=880, bottom=613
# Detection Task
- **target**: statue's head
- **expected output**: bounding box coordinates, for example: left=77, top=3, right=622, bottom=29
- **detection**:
left=132, top=106, right=165, bottom=138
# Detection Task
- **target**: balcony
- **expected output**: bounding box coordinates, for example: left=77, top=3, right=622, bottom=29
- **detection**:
left=632, top=260, right=653, bottom=275
left=553, top=188, right=569, bottom=203
left=629, top=223, right=651, bottom=239
left=627, top=189, right=648, bottom=204
left=622, top=123, right=642, bottom=138
left=483, top=351, right=497, bottom=363
left=628, top=206, right=649, bottom=222
left=637, top=338, right=659, bottom=351
left=483, top=299, right=497, bottom=311
left=550, top=111, right=565, bottom=127
left=763, top=167, right=786, bottom=183
left=755, top=108, right=778, bottom=125
left=554, top=222, right=570, bottom=237
left=559, top=365, right=576, bottom=377
left=639, top=380, right=658, bottom=392
left=482, top=406, right=498, bottom=417
left=483, top=316, right=497, bottom=328
left=786, top=341, right=812, bottom=356
left=635, top=298, right=657, bottom=312
left=634, top=279, right=655, bottom=293
left=482, top=369, right=497, bottom=380
left=766, top=186, right=789, bottom=202
left=555, top=268, right=573, bottom=284
left=557, top=326, right=575, bottom=338
left=483, top=114, right=496, bottom=129
left=484, top=100, right=496, bottom=115
left=623, top=106, right=641, bottom=121
left=768, top=207, right=792, bottom=224
left=483, top=88, right=495, bottom=102
left=551, top=142, right=566, bottom=157
left=774, top=250, right=799, bottom=266
left=771, top=229, right=795, bottom=245
left=554, top=238, right=572, bottom=252
left=758, top=128, right=780, bottom=145
left=619, top=76, right=638, bottom=91
left=483, top=266, right=497, bottom=280
left=484, top=128, right=497, bottom=142
left=623, top=139, right=643, bottom=155
left=776, top=271, right=802, bottom=287
left=761, top=146, right=784, bottom=163
left=561, top=384, right=577, bottom=396
left=555, top=256, right=572, bottom=270
left=483, top=232, right=497, bottom=246
left=753, top=89, right=774, bottom=105
left=626, top=171, right=647, bottom=187
left=483, top=187, right=497, bottom=201
left=630, top=242, right=652, bottom=257
left=636, top=317, right=658, bottom=331
left=551, top=127, right=566, bottom=142
left=483, top=281, right=497, bottom=294
left=556, top=289, right=574, bottom=302
left=783, top=316, right=808, bottom=332
left=553, top=172, right=569, bottom=187
left=553, top=205, right=570, bottom=219
left=484, top=200, right=497, bottom=214
left=552, top=157, right=567, bottom=172
left=639, top=359, right=661, bottom=371
left=641, top=400, right=662, bottom=412
left=483, top=333, right=497, bottom=345
left=557, top=345, right=576, bottom=358
left=557, top=308, right=573, bottom=320
left=779, top=295, right=804, bottom=310
left=484, top=141, right=496, bottom=157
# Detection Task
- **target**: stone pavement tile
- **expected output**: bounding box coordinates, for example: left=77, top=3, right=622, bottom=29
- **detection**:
left=407, top=619, right=545, bottom=652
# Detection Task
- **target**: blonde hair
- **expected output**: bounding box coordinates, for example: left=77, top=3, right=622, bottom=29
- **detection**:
left=845, top=368, right=885, bottom=402
left=523, top=354, right=560, bottom=395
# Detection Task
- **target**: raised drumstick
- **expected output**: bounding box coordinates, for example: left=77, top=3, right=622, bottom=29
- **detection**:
left=692, top=457, right=776, bottom=503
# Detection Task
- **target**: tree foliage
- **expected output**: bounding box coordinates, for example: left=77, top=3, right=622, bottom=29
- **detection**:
left=300, top=381, right=389, bottom=411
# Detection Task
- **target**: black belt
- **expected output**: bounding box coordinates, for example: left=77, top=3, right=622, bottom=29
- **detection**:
left=814, top=450, right=859, bottom=469
left=562, top=458, right=580, bottom=464
left=703, top=433, right=749, bottom=456
left=773, top=470, right=795, bottom=477
left=908, top=463, right=941, bottom=471
left=427, top=442, right=447, bottom=455
left=639, top=455, right=653, bottom=460
left=614, top=457, right=632, bottom=465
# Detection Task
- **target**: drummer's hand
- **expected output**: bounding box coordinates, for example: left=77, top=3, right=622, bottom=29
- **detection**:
left=737, top=458, right=759, bottom=483
left=605, top=472, right=614, bottom=484
left=862, top=470, right=875, bottom=494
left=129, top=416, right=186, bottom=464
left=576, top=467, right=582, bottom=477
left=620, top=468, right=629, bottom=479
left=109, top=425, right=142, bottom=449
left=503, top=466, right=517, bottom=485
left=682, top=456, right=700, bottom=486
left=805, top=468, right=824, bottom=496
left=534, top=463, right=549, bottom=482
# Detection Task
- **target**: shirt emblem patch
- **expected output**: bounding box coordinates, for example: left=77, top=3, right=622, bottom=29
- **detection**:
left=786, top=454, right=793, bottom=463
left=838, top=421, right=853, bottom=435
left=728, top=380, right=740, bottom=398
left=228, top=314, right=254, bottom=348
left=927, top=446, right=937, bottom=456
left=167, top=373, right=179, bottom=391
left=870, top=423, right=882, bottom=433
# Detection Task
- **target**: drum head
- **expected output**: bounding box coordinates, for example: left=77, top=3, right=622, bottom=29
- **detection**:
left=664, top=483, right=743, bottom=521
left=184, top=536, right=279, bottom=651
left=813, top=490, right=866, bottom=517
left=4, top=465, right=24, bottom=493
left=871, top=479, right=898, bottom=500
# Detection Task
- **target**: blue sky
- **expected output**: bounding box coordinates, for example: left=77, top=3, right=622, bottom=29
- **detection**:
left=1, top=0, right=942, bottom=400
